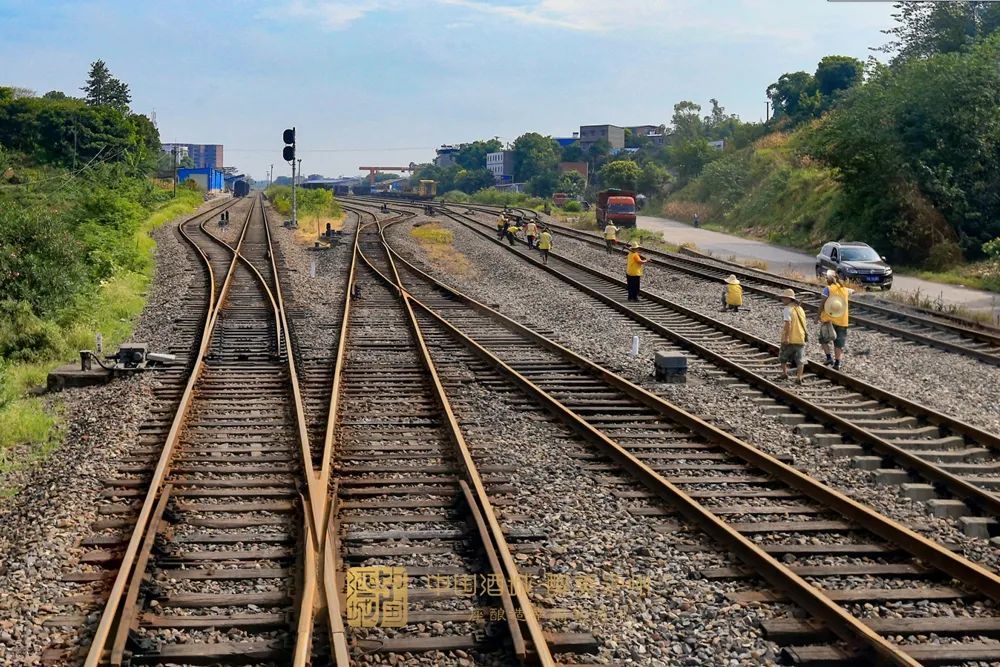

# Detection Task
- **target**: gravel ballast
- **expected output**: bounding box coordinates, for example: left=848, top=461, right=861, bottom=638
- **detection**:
left=382, top=212, right=1000, bottom=573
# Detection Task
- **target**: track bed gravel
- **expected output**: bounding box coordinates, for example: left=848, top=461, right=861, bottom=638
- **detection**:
left=385, top=215, right=1000, bottom=573
left=528, top=216, right=1000, bottom=435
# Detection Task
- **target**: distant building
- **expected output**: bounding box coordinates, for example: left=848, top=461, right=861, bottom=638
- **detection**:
left=163, top=143, right=224, bottom=169
left=486, top=151, right=515, bottom=182
left=558, top=161, right=589, bottom=182
left=647, top=133, right=669, bottom=147
left=626, top=125, right=661, bottom=137
left=161, top=144, right=189, bottom=161
left=434, top=145, right=460, bottom=167
left=555, top=132, right=580, bottom=147
left=178, top=167, right=224, bottom=192
left=579, top=125, right=625, bottom=152
left=709, top=139, right=726, bottom=151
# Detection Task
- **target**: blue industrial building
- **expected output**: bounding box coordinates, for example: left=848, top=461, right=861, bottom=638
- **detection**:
left=178, top=167, right=225, bottom=192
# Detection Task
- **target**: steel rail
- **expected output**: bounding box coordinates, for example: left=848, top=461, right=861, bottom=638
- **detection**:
left=83, top=197, right=252, bottom=666
left=376, top=224, right=1000, bottom=665
left=451, top=201, right=1000, bottom=362
left=355, top=216, right=557, bottom=666
left=408, top=203, right=1000, bottom=518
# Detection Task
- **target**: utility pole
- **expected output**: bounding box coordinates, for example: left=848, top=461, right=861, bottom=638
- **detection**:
left=269, top=163, right=273, bottom=189
left=172, top=147, right=178, bottom=198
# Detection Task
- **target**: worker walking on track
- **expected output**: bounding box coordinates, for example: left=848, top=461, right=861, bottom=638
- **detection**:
left=524, top=219, right=538, bottom=249
left=537, top=227, right=552, bottom=264
left=779, top=288, right=808, bottom=384
left=818, top=270, right=851, bottom=370
left=497, top=214, right=507, bottom=239
left=722, top=275, right=743, bottom=312
left=604, top=221, right=619, bottom=254
left=625, top=241, right=649, bottom=302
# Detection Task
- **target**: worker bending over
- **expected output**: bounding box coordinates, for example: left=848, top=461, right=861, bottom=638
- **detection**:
left=722, top=275, right=743, bottom=312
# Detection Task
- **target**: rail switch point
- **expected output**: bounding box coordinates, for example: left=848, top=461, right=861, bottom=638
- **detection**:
left=654, top=351, right=687, bottom=384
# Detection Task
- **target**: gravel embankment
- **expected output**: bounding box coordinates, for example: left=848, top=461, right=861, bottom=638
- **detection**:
left=0, top=200, right=214, bottom=664
left=384, top=216, right=1000, bottom=572
left=521, top=217, right=1000, bottom=435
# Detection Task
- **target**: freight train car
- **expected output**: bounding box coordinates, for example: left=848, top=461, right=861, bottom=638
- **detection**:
left=233, top=180, right=251, bottom=197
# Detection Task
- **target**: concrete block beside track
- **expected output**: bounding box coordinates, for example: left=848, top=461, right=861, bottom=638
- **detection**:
left=927, top=499, right=969, bottom=519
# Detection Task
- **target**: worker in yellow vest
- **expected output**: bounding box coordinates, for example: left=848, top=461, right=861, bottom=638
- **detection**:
left=625, top=241, right=649, bottom=302
left=537, top=228, right=552, bottom=264
left=779, top=288, right=808, bottom=384
left=722, top=275, right=743, bottom=312
left=524, top=220, right=538, bottom=249
left=603, top=222, right=619, bottom=254
left=497, top=214, right=507, bottom=239
left=818, top=270, right=851, bottom=370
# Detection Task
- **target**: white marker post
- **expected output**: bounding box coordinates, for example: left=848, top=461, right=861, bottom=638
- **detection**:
left=310, top=260, right=316, bottom=278
left=629, top=335, right=639, bottom=357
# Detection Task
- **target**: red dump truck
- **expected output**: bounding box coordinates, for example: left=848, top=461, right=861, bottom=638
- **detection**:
left=595, top=189, right=637, bottom=228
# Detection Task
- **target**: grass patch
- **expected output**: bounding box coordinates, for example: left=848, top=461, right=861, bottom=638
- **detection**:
left=0, top=191, right=201, bottom=474
left=883, top=286, right=1000, bottom=326
left=410, top=223, right=475, bottom=276
left=895, top=261, right=1000, bottom=295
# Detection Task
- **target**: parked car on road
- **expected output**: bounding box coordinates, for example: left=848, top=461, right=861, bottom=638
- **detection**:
left=816, top=241, right=893, bottom=289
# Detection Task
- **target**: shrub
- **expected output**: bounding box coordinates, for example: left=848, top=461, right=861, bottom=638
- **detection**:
left=926, top=240, right=963, bottom=271
left=983, top=237, right=1000, bottom=259
left=0, top=300, right=65, bottom=361
left=562, top=200, right=582, bottom=213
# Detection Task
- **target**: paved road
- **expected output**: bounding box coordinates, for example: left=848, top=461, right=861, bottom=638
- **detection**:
left=638, top=215, right=1000, bottom=314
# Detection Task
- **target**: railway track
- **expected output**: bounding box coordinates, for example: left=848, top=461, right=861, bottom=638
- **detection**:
left=362, top=199, right=1000, bottom=534
left=454, top=201, right=1000, bottom=366
left=346, top=208, right=1000, bottom=665
left=74, top=194, right=327, bottom=666
left=320, top=204, right=606, bottom=664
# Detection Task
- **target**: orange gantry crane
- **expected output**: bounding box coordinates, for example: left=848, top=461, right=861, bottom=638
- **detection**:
left=359, top=165, right=416, bottom=185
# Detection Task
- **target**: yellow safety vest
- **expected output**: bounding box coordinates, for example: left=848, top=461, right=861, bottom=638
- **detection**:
left=725, top=283, right=743, bottom=306
left=508, top=226, right=519, bottom=235
left=525, top=222, right=537, bottom=236
left=604, top=225, right=618, bottom=240
left=787, top=305, right=807, bottom=344
left=627, top=251, right=644, bottom=277
left=820, top=283, right=850, bottom=327
left=538, top=232, right=552, bottom=250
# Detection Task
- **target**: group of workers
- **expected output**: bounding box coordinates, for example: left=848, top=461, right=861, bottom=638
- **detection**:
left=777, top=270, right=851, bottom=383
left=497, top=212, right=553, bottom=264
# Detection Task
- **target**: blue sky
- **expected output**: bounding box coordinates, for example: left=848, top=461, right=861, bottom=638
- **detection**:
left=1, top=1, right=897, bottom=180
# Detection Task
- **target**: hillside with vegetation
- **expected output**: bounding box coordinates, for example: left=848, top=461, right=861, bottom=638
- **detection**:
left=0, top=61, right=203, bottom=464
left=410, top=2, right=1000, bottom=288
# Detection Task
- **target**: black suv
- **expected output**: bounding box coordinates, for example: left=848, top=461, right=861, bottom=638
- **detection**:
left=816, top=241, right=893, bottom=289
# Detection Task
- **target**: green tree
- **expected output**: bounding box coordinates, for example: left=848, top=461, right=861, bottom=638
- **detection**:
left=810, top=35, right=1000, bottom=261
left=670, top=139, right=719, bottom=184
left=526, top=171, right=559, bottom=198
left=454, top=139, right=503, bottom=170
left=82, top=59, right=131, bottom=112
left=637, top=161, right=670, bottom=195
left=879, top=1, right=1000, bottom=63
left=556, top=170, right=586, bottom=196
left=561, top=142, right=585, bottom=162
left=671, top=101, right=703, bottom=142
left=766, top=71, right=816, bottom=123
left=599, top=160, right=642, bottom=190
left=586, top=138, right=612, bottom=172
left=511, top=132, right=561, bottom=182
left=814, top=56, right=864, bottom=98
left=453, top=167, right=495, bottom=194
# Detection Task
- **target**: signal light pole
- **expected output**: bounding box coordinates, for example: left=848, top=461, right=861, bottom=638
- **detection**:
left=283, top=127, right=297, bottom=226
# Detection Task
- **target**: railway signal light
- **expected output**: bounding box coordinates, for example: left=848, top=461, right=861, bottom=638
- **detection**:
left=283, top=127, right=295, bottom=162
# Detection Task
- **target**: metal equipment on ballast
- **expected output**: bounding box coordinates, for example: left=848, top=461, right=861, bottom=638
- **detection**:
left=54, top=342, right=179, bottom=391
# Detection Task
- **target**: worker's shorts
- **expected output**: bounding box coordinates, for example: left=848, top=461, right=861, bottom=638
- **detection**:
left=818, top=322, right=836, bottom=345
left=778, top=343, right=805, bottom=368
left=833, top=325, right=848, bottom=349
